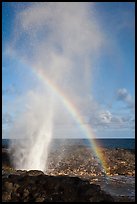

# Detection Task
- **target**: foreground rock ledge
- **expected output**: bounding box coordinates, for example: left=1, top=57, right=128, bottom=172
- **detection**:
left=2, top=170, right=114, bottom=202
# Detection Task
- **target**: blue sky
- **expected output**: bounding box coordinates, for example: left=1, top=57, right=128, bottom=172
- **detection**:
left=2, top=2, right=135, bottom=138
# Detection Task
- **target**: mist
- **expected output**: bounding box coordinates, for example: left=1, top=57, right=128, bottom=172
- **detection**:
left=8, top=2, right=105, bottom=171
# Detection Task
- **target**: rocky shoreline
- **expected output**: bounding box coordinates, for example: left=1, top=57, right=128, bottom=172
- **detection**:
left=46, top=145, right=135, bottom=177
left=2, top=146, right=135, bottom=202
left=3, top=171, right=115, bottom=202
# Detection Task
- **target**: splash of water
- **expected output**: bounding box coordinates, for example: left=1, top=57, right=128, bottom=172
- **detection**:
left=8, top=3, right=105, bottom=172
left=10, top=93, right=55, bottom=171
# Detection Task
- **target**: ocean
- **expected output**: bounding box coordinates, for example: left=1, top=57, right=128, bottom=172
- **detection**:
left=2, top=138, right=135, bottom=149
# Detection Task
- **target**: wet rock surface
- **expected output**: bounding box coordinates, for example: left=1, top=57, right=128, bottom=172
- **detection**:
left=47, top=145, right=135, bottom=177
left=2, top=145, right=135, bottom=202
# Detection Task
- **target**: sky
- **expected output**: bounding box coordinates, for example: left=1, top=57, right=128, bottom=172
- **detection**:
left=2, top=2, right=135, bottom=138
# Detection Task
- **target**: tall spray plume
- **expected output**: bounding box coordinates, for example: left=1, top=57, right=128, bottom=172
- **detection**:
left=9, top=3, right=105, bottom=172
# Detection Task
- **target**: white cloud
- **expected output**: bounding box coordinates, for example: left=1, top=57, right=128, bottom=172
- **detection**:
left=99, top=110, right=112, bottom=123
left=89, top=108, right=134, bottom=131
left=116, top=88, right=134, bottom=109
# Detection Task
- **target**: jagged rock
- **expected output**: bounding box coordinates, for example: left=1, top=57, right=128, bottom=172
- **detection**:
left=2, top=191, right=11, bottom=201
left=2, top=171, right=114, bottom=202
left=35, top=197, right=45, bottom=202
left=27, top=170, right=44, bottom=176
left=4, top=181, right=13, bottom=191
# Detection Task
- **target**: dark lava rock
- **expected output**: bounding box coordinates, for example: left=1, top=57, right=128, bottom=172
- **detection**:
left=2, top=170, right=114, bottom=202
left=26, top=170, right=44, bottom=176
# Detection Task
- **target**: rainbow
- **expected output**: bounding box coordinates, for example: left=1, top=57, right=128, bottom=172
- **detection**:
left=8, top=52, right=109, bottom=175
left=32, top=67, right=109, bottom=175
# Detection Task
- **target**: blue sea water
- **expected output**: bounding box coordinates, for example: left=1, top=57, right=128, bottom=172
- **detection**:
left=2, top=138, right=135, bottom=149
left=82, top=138, right=135, bottom=149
